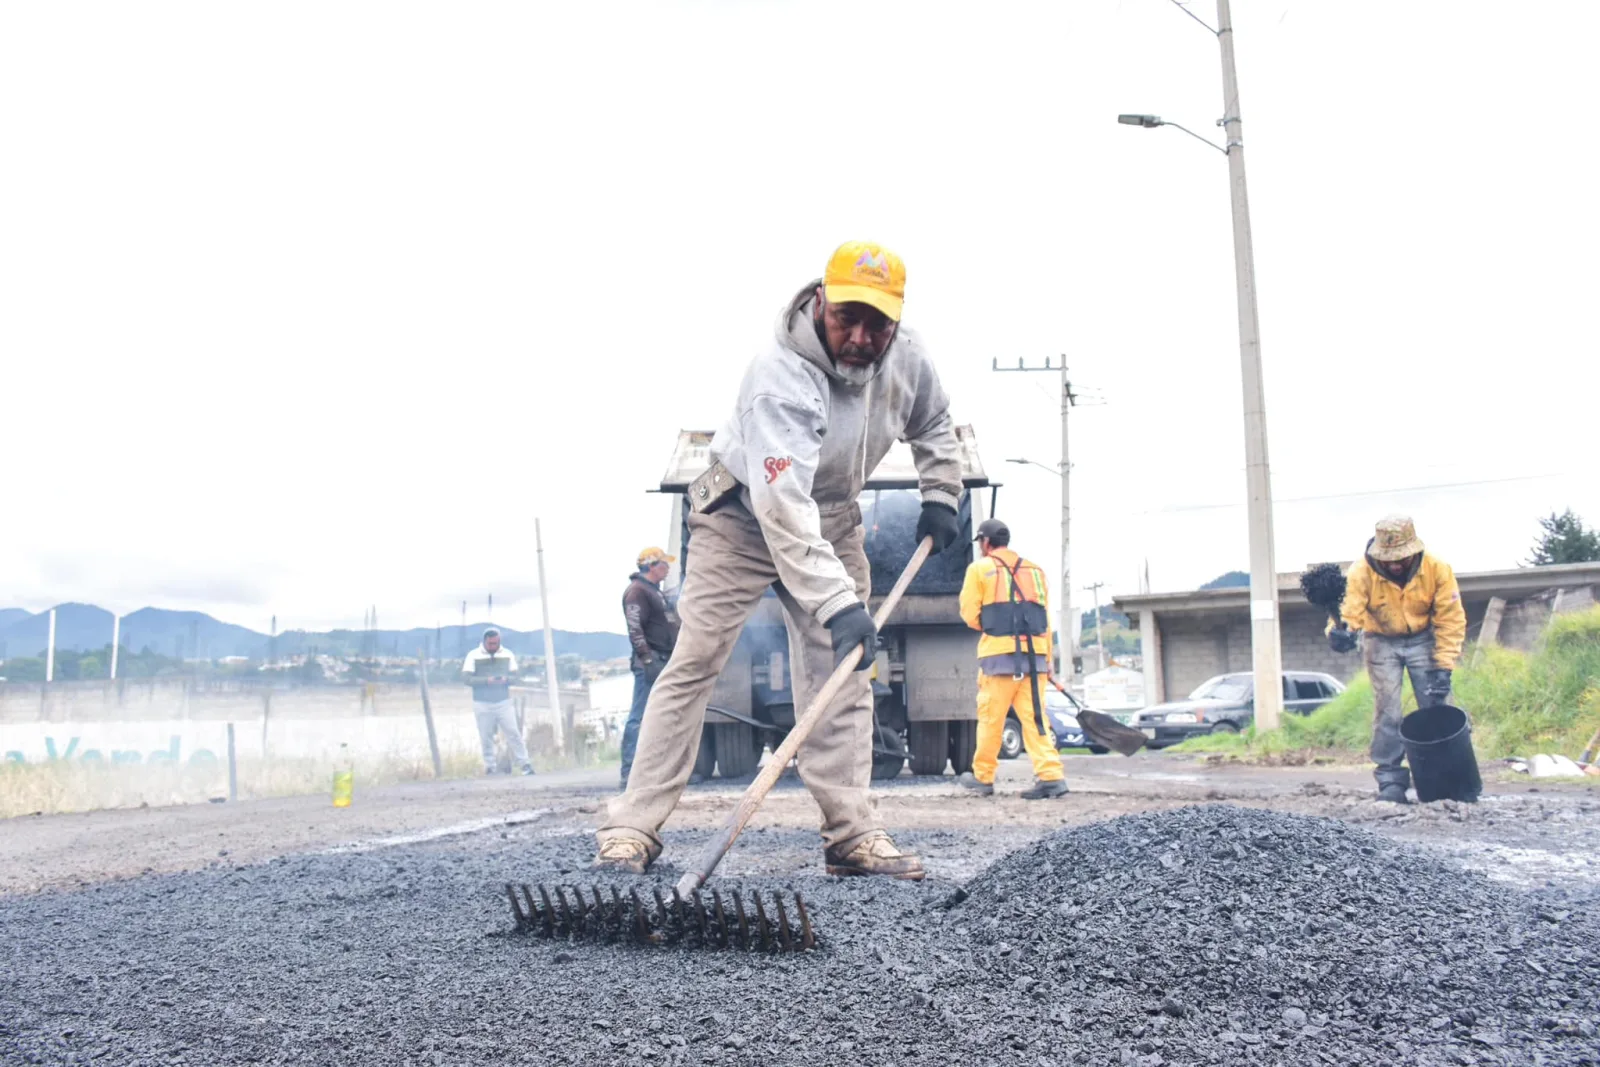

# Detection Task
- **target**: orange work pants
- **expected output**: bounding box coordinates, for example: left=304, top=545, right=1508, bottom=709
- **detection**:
left=973, top=672, right=1064, bottom=785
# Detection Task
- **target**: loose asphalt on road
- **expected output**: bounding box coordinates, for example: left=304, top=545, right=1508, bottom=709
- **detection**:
left=2, top=757, right=1598, bottom=1066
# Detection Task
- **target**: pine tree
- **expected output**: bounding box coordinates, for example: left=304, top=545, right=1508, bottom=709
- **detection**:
left=1527, top=509, right=1600, bottom=566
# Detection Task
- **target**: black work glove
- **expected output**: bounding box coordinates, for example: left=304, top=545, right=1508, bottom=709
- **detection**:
left=1421, top=668, right=1452, bottom=707
left=824, top=603, right=877, bottom=672
left=914, top=501, right=961, bottom=554
left=1327, top=627, right=1358, bottom=654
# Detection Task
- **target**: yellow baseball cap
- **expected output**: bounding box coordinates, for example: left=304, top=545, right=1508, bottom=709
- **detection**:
left=823, top=241, right=906, bottom=322
left=637, top=547, right=676, bottom=566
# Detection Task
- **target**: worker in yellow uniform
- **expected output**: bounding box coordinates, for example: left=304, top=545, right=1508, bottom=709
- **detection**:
left=1327, top=515, right=1467, bottom=804
left=956, top=518, right=1068, bottom=799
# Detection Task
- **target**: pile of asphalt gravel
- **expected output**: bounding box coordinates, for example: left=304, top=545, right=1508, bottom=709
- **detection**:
left=937, top=805, right=1600, bottom=1065
left=1, top=806, right=1595, bottom=1066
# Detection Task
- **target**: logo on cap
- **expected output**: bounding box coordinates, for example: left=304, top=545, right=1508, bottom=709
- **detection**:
left=853, top=250, right=891, bottom=283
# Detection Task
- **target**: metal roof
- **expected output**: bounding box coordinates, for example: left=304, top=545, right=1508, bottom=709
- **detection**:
left=1112, top=561, right=1600, bottom=616
left=656, top=425, right=991, bottom=492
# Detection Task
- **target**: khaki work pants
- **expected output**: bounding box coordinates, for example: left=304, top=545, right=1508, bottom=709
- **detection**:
left=598, top=500, right=879, bottom=857
left=973, top=672, right=1064, bottom=785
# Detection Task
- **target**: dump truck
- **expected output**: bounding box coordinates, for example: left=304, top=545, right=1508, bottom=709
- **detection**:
left=656, top=427, right=1001, bottom=780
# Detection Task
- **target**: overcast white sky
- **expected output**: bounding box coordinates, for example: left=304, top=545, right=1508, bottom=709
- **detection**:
left=3, top=1, right=1596, bottom=637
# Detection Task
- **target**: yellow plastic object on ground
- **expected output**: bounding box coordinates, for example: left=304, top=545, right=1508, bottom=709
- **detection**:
left=332, top=743, right=354, bottom=808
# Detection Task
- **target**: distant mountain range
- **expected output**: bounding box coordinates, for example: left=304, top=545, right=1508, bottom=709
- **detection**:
left=0, top=604, right=630, bottom=663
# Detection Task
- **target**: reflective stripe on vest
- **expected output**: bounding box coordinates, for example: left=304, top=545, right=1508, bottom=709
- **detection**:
left=979, top=555, right=1049, bottom=639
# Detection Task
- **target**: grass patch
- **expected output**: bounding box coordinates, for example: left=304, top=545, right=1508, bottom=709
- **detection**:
left=1172, top=606, right=1600, bottom=764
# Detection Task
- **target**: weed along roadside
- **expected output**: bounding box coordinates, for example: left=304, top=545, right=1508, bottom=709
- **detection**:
left=0, top=691, right=626, bottom=819
left=1171, top=607, right=1600, bottom=770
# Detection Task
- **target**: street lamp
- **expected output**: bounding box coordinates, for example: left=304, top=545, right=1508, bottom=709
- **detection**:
left=1117, top=114, right=1227, bottom=154
left=1116, top=0, right=1284, bottom=731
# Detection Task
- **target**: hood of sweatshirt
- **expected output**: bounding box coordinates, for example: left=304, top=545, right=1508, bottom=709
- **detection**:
left=776, top=279, right=889, bottom=390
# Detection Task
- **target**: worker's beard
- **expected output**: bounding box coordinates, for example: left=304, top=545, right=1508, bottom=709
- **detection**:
left=813, top=316, right=893, bottom=387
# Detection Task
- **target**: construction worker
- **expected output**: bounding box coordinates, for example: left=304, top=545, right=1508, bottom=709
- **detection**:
left=1328, top=515, right=1466, bottom=803
left=462, top=628, right=533, bottom=776
left=619, top=547, right=680, bottom=789
left=956, top=518, right=1068, bottom=798
left=594, top=240, right=964, bottom=879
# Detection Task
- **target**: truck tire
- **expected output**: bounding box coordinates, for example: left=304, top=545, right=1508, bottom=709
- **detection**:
left=908, top=721, right=949, bottom=776
left=870, top=723, right=906, bottom=780
left=693, top=728, right=716, bottom=779
left=713, top=722, right=760, bottom=779
left=1000, top=714, right=1024, bottom=760
left=949, top=720, right=977, bottom=775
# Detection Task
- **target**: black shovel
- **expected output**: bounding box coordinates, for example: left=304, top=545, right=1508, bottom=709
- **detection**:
left=1049, top=676, right=1147, bottom=756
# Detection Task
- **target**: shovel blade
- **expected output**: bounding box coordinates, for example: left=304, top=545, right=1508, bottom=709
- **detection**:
left=1078, top=709, right=1146, bottom=757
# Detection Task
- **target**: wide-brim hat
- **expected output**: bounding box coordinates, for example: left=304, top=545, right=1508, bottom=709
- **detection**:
left=1370, top=515, right=1425, bottom=561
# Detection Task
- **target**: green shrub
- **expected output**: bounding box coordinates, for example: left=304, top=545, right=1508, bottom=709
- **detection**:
left=1173, top=606, right=1600, bottom=762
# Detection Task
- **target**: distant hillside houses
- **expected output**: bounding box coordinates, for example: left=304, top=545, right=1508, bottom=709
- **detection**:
left=0, top=604, right=630, bottom=664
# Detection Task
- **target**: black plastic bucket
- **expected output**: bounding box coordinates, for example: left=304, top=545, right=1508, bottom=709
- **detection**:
left=1400, top=704, right=1482, bottom=803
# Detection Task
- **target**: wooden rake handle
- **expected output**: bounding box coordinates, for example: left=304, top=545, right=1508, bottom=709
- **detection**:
left=675, top=536, right=935, bottom=897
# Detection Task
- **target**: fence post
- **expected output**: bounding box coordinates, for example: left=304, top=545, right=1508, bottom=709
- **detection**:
left=418, top=647, right=443, bottom=778
left=227, top=722, right=238, bottom=802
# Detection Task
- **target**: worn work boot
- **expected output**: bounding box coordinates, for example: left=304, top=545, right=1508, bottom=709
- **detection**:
left=1377, top=783, right=1410, bottom=804
left=956, top=772, right=994, bottom=796
left=824, top=832, right=925, bottom=881
left=1020, top=778, right=1069, bottom=800
left=592, top=838, right=653, bottom=875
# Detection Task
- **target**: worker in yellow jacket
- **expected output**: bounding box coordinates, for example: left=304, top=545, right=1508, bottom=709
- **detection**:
left=956, top=518, right=1068, bottom=799
left=1328, top=515, right=1467, bottom=803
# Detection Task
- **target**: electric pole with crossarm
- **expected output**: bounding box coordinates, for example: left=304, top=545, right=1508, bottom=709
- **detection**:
left=992, top=356, right=1076, bottom=679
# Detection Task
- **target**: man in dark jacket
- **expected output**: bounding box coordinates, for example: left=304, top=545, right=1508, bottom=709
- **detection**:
left=620, top=547, right=680, bottom=788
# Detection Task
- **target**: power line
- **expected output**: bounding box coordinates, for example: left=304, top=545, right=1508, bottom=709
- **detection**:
left=1139, top=472, right=1571, bottom=515
left=1163, top=0, right=1218, bottom=35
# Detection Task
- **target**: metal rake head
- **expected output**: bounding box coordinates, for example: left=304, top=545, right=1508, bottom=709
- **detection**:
left=506, top=883, right=816, bottom=952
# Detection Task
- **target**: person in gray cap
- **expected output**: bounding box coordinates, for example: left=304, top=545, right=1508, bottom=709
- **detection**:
left=462, top=628, right=533, bottom=776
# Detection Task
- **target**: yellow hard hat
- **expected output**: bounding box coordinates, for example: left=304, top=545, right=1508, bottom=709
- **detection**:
left=637, top=547, right=676, bottom=567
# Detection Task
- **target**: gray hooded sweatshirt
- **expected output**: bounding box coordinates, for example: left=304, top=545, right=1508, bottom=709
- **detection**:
left=709, top=280, right=964, bottom=624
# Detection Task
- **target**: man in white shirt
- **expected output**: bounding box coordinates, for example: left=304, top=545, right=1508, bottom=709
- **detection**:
left=461, top=628, right=533, bottom=776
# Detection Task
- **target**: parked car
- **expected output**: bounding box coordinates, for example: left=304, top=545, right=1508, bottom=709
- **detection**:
left=1134, top=671, right=1346, bottom=748
left=1000, top=685, right=1108, bottom=758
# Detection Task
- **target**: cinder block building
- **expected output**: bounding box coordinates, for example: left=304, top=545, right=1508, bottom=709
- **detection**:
left=1112, top=562, right=1600, bottom=708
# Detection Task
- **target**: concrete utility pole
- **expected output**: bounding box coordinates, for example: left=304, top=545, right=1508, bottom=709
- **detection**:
left=1083, top=581, right=1106, bottom=672
left=1216, top=0, right=1283, bottom=730
left=993, top=357, right=1077, bottom=678
left=46, top=607, right=57, bottom=683
left=110, top=614, right=120, bottom=680
left=535, top=518, right=563, bottom=744
left=1115, top=0, right=1283, bottom=729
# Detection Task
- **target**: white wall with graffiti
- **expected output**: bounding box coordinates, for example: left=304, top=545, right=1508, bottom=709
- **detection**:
left=0, top=675, right=635, bottom=767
